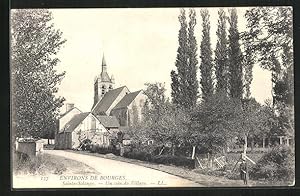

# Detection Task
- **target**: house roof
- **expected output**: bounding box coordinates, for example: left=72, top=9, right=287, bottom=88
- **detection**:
left=96, top=115, right=120, bottom=128
left=61, top=112, right=90, bottom=133
left=112, top=90, right=142, bottom=110
left=58, top=107, right=81, bottom=119
left=92, top=86, right=128, bottom=114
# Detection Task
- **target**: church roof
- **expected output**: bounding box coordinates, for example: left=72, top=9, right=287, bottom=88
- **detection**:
left=112, top=90, right=142, bottom=110
left=92, top=86, right=128, bottom=115
left=96, top=115, right=120, bottom=128
left=60, top=112, right=90, bottom=133
left=59, top=107, right=82, bottom=119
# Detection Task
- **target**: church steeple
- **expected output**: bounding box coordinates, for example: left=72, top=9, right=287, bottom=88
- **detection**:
left=100, top=53, right=111, bottom=82
left=102, top=53, right=107, bottom=73
left=93, top=52, right=115, bottom=107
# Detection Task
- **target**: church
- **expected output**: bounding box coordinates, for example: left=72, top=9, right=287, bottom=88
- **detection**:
left=54, top=53, right=147, bottom=149
left=91, top=54, right=147, bottom=128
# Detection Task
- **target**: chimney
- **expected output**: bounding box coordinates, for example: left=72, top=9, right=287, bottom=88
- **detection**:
left=65, top=103, right=74, bottom=113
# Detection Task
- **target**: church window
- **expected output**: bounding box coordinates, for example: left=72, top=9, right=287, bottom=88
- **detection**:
left=102, top=89, right=105, bottom=95
left=109, top=85, right=112, bottom=90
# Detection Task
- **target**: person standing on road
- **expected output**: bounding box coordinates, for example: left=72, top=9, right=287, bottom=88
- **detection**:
left=239, top=158, right=248, bottom=185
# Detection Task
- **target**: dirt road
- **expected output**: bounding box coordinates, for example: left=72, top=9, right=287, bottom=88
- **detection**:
left=27, top=150, right=201, bottom=188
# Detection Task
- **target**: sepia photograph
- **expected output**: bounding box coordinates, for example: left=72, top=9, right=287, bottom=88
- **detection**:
left=10, top=7, right=294, bottom=188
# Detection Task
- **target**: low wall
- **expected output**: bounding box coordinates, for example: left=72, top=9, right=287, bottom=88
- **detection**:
left=16, top=141, right=44, bottom=159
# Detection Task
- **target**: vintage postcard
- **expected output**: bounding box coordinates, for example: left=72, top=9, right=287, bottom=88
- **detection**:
left=11, top=7, right=294, bottom=188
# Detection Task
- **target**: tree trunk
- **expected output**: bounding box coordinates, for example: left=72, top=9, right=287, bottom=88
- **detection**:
left=251, top=138, right=254, bottom=152
left=191, top=146, right=196, bottom=159
left=171, top=143, right=175, bottom=156
left=243, top=134, right=247, bottom=155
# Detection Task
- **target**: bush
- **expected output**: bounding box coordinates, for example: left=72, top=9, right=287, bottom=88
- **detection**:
left=89, top=144, right=116, bottom=155
left=123, top=149, right=152, bottom=162
left=152, top=155, right=196, bottom=169
left=249, top=145, right=294, bottom=182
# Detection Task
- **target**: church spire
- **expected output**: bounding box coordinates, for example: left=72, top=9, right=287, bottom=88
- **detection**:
left=102, top=53, right=107, bottom=73
left=100, top=53, right=111, bottom=82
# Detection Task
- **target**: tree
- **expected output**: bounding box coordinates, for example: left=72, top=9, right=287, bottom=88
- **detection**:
left=191, top=92, right=242, bottom=154
left=128, top=83, right=168, bottom=144
left=150, top=105, right=190, bottom=156
left=186, top=8, right=199, bottom=108
left=171, top=8, right=199, bottom=109
left=171, top=9, right=188, bottom=107
left=199, top=9, right=214, bottom=101
left=215, top=8, right=229, bottom=94
left=243, top=7, right=293, bottom=106
left=11, top=9, right=66, bottom=139
left=228, top=8, right=244, bottom=100
left=130, top=83, right=191, bottom=156
left=242, top=37, right=254, bottom=99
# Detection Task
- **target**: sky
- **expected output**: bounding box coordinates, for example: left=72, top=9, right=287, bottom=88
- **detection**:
left=51, top=8, right=272, bottom=112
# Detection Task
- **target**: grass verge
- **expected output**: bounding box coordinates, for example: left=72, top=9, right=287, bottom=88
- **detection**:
left=13, top=152, right=99, bottom=176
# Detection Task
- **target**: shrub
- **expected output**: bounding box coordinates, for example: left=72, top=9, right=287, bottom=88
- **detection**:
left=152, top=155, right=196, bottom=169
left=89, top=144, right=116, bottom=155
left=123, top=150, right=152, bottom=162
left=249, top=145, right=294, bottom=182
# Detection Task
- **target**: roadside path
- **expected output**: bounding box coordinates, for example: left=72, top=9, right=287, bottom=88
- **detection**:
left=44, top=150, right=201, bottom=187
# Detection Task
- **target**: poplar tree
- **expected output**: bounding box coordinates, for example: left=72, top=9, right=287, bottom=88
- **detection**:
left=171, top=9, right=188, bottom=107
left=199, top=9, right=214, bottom=101
left=171, top=8, right=198, bottom=109
left=228, top=8, right=244, bottom=100
left=186, top=8, right=199, bottom=108
left=215, top=8, right=229, bottom=94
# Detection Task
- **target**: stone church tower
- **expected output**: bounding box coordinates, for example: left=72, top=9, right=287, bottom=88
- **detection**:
left=93, top=54, right=115, bottom=106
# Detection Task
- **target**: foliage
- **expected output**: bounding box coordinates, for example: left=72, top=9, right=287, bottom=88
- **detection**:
left=123, top=149, right=153, bottom=162
left=271, top=102, right=294, bottom=137
left=171, top=8, right=199, bottom=109
left=11, top=9, right=66, bottom=139
left=243, top=7, right=293, bottom=106
left=123, top=149, right=196, bottom=169
left=89, top=144, right=116, bottom=155
left=199, top=8, right=214, bottom=101
left=242, top=34, right=254, bottom=99
left=250, top=145, right=294, bottom=182
left=215, top=8, right=229, bottom=94
left=228, top=8, right=244, bottom=100
left=191, top=91, right=242, bottom=153
left=152, top=155, right=196, bottom=169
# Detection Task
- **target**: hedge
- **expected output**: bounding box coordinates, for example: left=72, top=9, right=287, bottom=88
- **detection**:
left=89, top=144, right=116, bottom=155
left=152, top=155, right=196, bottom=169
left=123, top=150, right=196, bottom=169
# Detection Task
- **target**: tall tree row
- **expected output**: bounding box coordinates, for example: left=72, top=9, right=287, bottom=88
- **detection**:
left=199, top=9, right=214, bottom=101
left=228, top=8, right=244, bottom=100
left=214, top=9, right=229, bottom=94
left=171, top=9, right=198, bottom=109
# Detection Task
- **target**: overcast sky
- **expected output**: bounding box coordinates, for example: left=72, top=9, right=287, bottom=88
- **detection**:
left=51, top=8, right=272, bottom=112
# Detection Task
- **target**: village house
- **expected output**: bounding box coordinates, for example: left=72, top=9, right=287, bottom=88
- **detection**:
left=55, top=111, right=110, bottom=149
